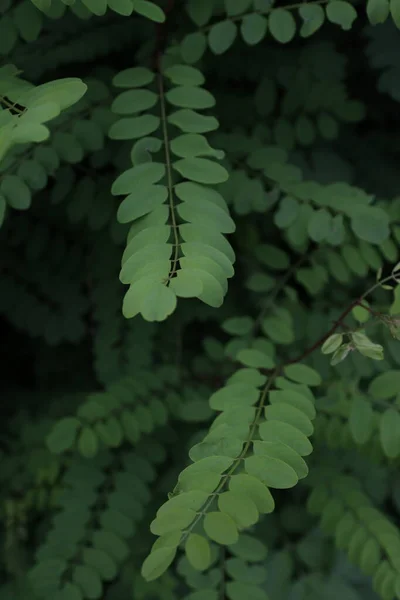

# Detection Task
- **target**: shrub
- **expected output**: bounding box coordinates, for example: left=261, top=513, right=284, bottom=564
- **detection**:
left=1, top=0, right=400, bottom=599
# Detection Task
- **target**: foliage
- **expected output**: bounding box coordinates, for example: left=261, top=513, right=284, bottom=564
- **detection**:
left=2, top=0, right=400, bottom=599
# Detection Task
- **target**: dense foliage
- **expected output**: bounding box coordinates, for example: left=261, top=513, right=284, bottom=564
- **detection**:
left=2, top=0, right=400, bottom=598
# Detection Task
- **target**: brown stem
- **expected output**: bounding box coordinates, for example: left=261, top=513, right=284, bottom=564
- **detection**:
left=152, top=0, right=175, bottom=71
left=283, top=298, right=361, bottom=367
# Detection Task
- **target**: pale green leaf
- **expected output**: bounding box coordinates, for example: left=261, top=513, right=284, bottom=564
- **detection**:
left=218, top=491, right=259, bottom=527
left=349, top=397, right=374, bottom=445
left=369, top=371, right=400, bottom=400
left=367, top=0, right=390, bottom=23
left=299, top=4, right=325, bottom=36
left=269, top=9, right=296, bottom=43
left=46, top=417, right=81, bottom=454
left=185, top=534, right=211, bottom=571
left=349, top=206, right=390, bottom=244
left=380, top=409, right=400, bottom=458
left=229, top=473, right=275, bottom=514
left=203, top=511, right=239, bottom=545
left=283, top=364, right=322, bottom=386
left=245, top=454, right=298, bottom=489
left=208, top=20, right=237, bottom=54
left=237, top=348, right=274, bottom=369
left=133, top=0, right=165, bottom=22
left=240, top=14, right=268, bottom=45
left=77, top=427, right=99, bottom=458
left=259, top=421, right=312, bottom=457
left=173, top=158, right=229, bottom=184
left=321, top=334, right=343, bottom=354
left=141, top=547, right=177, bottom=582
left=326, top=0, right=357, bottom=29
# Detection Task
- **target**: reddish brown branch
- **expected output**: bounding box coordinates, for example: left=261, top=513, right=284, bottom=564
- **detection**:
left=152, top=0, right=175, bottom=71
left=282, top=298, right=361, bottom=368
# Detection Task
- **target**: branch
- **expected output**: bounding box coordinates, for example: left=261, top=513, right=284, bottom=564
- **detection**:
left=152, top=0, right=175, bottom=71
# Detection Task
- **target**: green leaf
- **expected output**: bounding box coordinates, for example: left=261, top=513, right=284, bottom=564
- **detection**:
left=245, top=454, right=298, bottom=489
left=321, top=334, right=343, bottom=354
left=218, top=491, right=259, bottom=527
left=208, top=20, right=237, bottom=54
left=112, top=163, right=165, bottom=195
left=81, top=0, right=107, bottom=15
left=109, top=115, right=160, bottom=140
left=359, top=539, right=381, bottom=575
left=283, top=364, right=322, bottom=387
left=108, top=0, right=135, bottom=15
left=164, top=65, right=205, bottom=86
left=170, top=270, right=204, bottom=298
left=350, top=206, right=390, bottom=244
left=351, top=332, right=384, bottom=360
left=112, top=67, right=155, bottom=88
left=253, top=440, right=308, bottom=479
left=259, top=420, right=313, bottom=455
left=173, top=158, right=228, bottom=184
left=157, top=491, right=208, bottom=517
left=0, top=194, right=6, bottom=226
left=141, top=547, right=177, bottom=582
left=349, top=397, right=374, bottom=445
left=326, top=0, right=357, bottom=29
left=237, top=349, right=274, bottom=369
left=117, top=186, right=168, bottom=223
left=186, top=0, right=214, bottom=25
left=380, top=408, right=400, bottom=458
left=168, top=109, right=219, bottom=133
left=203, top=511, right=239, bottom=545
left=262, top=316, right=294, bottom=345
left=150, top=508, right=196, bottom=535
left=72, top=565, right=102, bottom=599
left=369, top=371, right=400, bottom=400
left=46, top=417, right=81, bottom=454
left=352, top=303, right=370, bottom=323
left=92, top=530, right=129, bottom=562
left=77, top=427, right=99, bottom=458
left=222, top=317, right=254, bottom=336
left=229, top=534, right=267, bottom=562
left=133, top=0, right=165, bottom=22
left=269, top=389, right=315, bottom=420
left=265, top=403, right=313, bottom=436
left=298, top=4, right=325, bottom=36
left=171, top=133, right=223, bottom=159
left=391, top=0, right=400, bottom=26
left=137, top=283, right=177, bottom=322
left=240, top=14, right=268, bottom=45
left=229, top=473, right=275, bottom=513
left=209, top=383, right=260, bottom=411
left=95, top=417, right=123, bottom=447
left=226, top=581, right=268, bottom=600
left=269, top=9, right=296, bottom=43
left=308, top=209, right=332, bottom=242
left=0, top=175, right=32, bottom=210
left=225, top=0, right=252, bottom=16
left=83, top=549, right=117, bottom=582
left=367, top=0, right=390, bottom=23
left=185, top=534, right=211, bottom=571
left=111, top=89, right=158, bottom=114
left=166, top=86, right=215, bottom=109
left=180, top=32, right=207, bottom=64
left=331, top=343, right=352, bottom=365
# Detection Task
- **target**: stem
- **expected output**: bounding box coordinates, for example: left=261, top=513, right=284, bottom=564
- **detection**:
left=283, top=273, right=396, bottom=368
left=200, top=0, right=331, bottom=32
left=180, top=371, right=278, bottom=543
left=157, top=72, right=180, bottom=281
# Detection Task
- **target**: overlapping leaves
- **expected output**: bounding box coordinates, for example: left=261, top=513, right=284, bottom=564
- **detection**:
left=109, top=64, right=235, bottom=322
